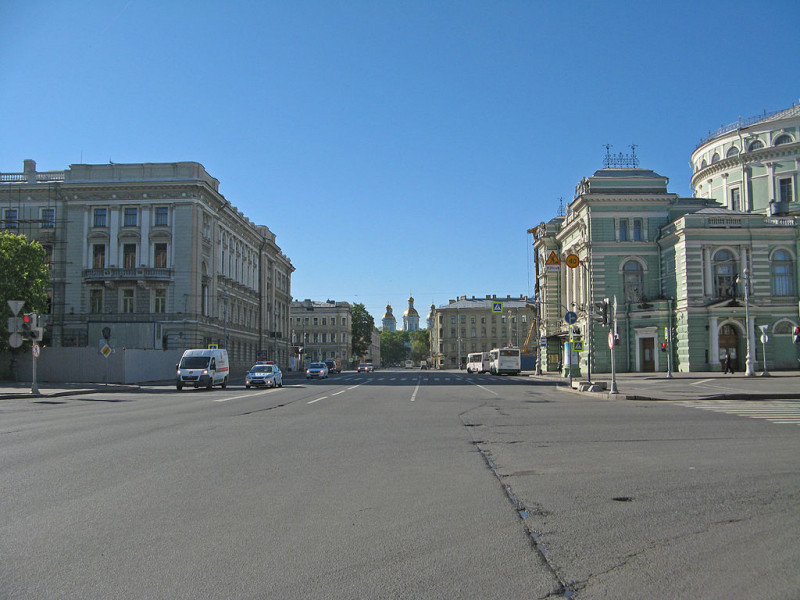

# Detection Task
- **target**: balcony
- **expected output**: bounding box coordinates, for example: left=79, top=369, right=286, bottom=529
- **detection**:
left=83, top=267, right=173, bottom=282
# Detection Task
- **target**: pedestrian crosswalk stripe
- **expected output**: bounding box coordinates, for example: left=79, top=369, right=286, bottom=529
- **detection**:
left=676, top=400, right=800, bottom=426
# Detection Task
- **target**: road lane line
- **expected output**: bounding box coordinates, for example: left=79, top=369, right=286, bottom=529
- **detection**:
left=410, top=378, right=421, bottom=402
left=214, top=389, right=278, bottom=402
left=332, top=390, right=346, bottom=396
left=307, top=396, right=328, bottom=404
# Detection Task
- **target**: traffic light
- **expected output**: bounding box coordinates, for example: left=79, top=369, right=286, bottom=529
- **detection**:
left=33, top=313, right=46, bottom=342
left=794, top=327, right=800, bottom=344
left=660, top=342, right=667, bottom=352
left=671, top=327, right=677, bottom=343
left=21, top=312, right=35, bottom=339
left=593, top=300, right=609, bottom=327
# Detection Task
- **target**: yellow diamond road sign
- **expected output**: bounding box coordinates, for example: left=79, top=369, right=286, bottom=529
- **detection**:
left=100, top=344, right=112, bottom=358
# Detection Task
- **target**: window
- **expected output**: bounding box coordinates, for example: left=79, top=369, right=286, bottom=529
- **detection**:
left=331, top=333, right=336, bottom=343
left=154, top=243, right=168, bottom=268
left=619, top=219, right=628, bottom=241
left=93, top=208, right=107, bottom=227
left=773, top=321, right=794, bottom=334
left=730, top=188, right=741, bottom=212
left=41, top=208, right=55, bottom=228
left=322, top=317, right=327, bottom=325
left=42, top=245, right=53, bottom=268
left=774, top=134, right=793, bottom=146
left=748, top=140, right=764, bottom=151
left=779, top=178, right=793, bottom=203
left=451, top=315, right=456, bottom=324
left=713, top=250, right=737, bottom=298
left=121, top=289, right=135, bottom=313
left=471, top=327, right=476, bottom=337
left=3, top=209, right=18, bottom=229
left=154, top=289, right=166, bottom=313
left=622, top=260, right=644, bottom=303
left=313, top=317, right=318, bottom=325
left=460, top=315, right=466, bottom=324
left=124, top=207, right=138, bottom=227
left=90, top=289, right=103, bottom=313
left=123, top=244, right=137, bottom=268
left=633, top=219, right=643, bottom=241
left=726, top=146, right=740, bottom=158
left=92, top=244, right=106, bottom=269
left=155, top=207, right=169, bottom=226
left=711, top=152, right=720, bottom=164
left=771, top=250, right=794, bottom=296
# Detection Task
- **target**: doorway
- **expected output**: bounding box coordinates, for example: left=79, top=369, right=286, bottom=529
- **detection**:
left=641, top=338, right=655, bottom=372
left=718, top=324, right=740, bottom=371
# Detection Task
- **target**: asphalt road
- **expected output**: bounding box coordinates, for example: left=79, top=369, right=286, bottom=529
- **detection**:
left=2, top=369, right=799, bottom=599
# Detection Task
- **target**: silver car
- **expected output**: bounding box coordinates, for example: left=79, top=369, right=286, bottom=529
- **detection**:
left=245, top=363, right=283, bottom=388
left=306, top=362, right=329, bottom=379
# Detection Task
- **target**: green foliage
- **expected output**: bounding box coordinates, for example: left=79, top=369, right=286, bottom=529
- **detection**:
left=1, top=233, right=50, bottom=351
left=350, top=303, right=375, bottom=360
left=380, top=330, right=408, bottom=365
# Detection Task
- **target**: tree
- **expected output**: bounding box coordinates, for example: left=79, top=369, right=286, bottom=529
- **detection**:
left=1, top=232, right=50, bottom=353
left=409, top=329, right=430, bottom=363
left=380, top=330, right=408, bottom=366
left=350, top=303, right=375, bottom=361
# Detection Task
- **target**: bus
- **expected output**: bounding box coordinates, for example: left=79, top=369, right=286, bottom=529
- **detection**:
left=466, top=352, right=490, bottom=374
left=489, top=347, right=521, bottom=375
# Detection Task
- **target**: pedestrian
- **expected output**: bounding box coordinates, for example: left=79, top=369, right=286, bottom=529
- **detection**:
left=724, top=351, right=734, bottom=374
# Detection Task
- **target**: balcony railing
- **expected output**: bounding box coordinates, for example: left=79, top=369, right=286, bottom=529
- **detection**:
left=83, top=267, right=173, bottom=281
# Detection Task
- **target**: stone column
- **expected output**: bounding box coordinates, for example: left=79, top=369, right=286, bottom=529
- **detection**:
left=709, top=316, right=719, bottom=366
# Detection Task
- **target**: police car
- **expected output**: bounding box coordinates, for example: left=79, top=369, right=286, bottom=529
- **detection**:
left=245, top=361, right=283, bottom=389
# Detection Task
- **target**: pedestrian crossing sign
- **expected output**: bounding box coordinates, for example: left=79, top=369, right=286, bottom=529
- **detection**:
left=492, top=302, right=503, bottom=313
left=573, top=341, right=584, bottom=352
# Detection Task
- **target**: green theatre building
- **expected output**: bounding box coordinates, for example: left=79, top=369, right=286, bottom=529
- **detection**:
left=532, top=103, right=800, bottom=374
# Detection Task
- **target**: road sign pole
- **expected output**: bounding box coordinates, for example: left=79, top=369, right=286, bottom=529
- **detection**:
left=31, top=344, right=40, bottom=396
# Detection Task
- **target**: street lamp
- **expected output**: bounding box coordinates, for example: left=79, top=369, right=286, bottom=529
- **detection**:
left=273, top=309, right=279, bottom=365
left=738, top=269, right=755, bottom=377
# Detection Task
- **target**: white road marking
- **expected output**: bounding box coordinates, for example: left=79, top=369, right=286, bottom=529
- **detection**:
left=410, top=378, right=421, bottom=402
left=676, top=400, right=800, bottom=426
left=307, top=396, right=328, bottom=405
left=214, top=388, right=278, bottom=402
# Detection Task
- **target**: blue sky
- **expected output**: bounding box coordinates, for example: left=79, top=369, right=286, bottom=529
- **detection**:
left=2, top=1, right=799, bottom=324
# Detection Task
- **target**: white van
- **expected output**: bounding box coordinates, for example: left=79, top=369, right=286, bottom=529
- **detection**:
left=466, top=352, right=490, bottom=374
left=176, top=348, right=229, bottom=390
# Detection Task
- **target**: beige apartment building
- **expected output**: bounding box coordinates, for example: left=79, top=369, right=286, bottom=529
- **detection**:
left=289, top=299, right=351, bottom=369
left=430, top=295, right=535, bottom=368
left=0, top=159, right=294, bottom=375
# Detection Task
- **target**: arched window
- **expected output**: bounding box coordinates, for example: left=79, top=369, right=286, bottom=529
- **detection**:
left=701, top=159, right=708, bottom=169
left=622, top=260, right=644, bottom=303
left=713, top=249, right=737, bottom=298
left=711, top=152, right=720, bottom=163
left=726, top=146, right=740, bottom=158
left=774, top=134, right=793, bottom=146
left=771, top=249, right=795, bottom=296
left=748, top=140, right=764, bottom=151
left=773, top=320, right=795, bottom=335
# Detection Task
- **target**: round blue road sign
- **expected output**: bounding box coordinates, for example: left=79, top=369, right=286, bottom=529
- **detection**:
left=564, top=311, right=578, bottom=324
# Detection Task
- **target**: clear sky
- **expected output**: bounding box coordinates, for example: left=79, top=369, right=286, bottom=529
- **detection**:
left=2, top=1, right=799, bottom=324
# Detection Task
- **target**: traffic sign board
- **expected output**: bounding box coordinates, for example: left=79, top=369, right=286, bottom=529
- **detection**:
left=608, top=331, right=615, bottom=349
left=32, top=343, right=40, bottom=358
left=7, top=300, right=24, bottom=316
left=566, top=254, right=580, bottom=269
left=564, top=311, right=578, bottom=324
left=545, top=251, right=560, bottom=266
left=8, top=332, right=23, bottom=348
left=100, top=344, right=112, bottom=358
left=573, top=341, right=584, bottom=352
left=492, top=302, right=503, bottom=313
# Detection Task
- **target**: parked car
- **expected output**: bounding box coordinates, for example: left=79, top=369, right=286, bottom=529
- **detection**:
left=357, top=363, right=374, bottom=373
left=306, top=362, right=329, bottom=379
left=324, top=360, right=341, bottom=374
left=245, top=362, right=283, bottom=389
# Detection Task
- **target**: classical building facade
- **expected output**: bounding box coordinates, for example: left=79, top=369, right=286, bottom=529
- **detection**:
left=691, top=103, right=799, bottom=216
left=532, top=154, right=799, bottom=374
left=0, top=160, right=294, bottom=372
left=429, top=295, right=534, bottom=368
left=289, top=299, right=351, bottom=368
left=381, top=304, right=396, bottom=331
left=402, top=296, right=420, bottom=331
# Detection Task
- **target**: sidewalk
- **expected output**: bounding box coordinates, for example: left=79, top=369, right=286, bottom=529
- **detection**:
left=529, top=370, right=800, bottom=401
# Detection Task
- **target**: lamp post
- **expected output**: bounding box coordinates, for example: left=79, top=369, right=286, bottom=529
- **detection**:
left=739, top=269, right=755, bottom=377
left=273, top=309, right=279, bottom=365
